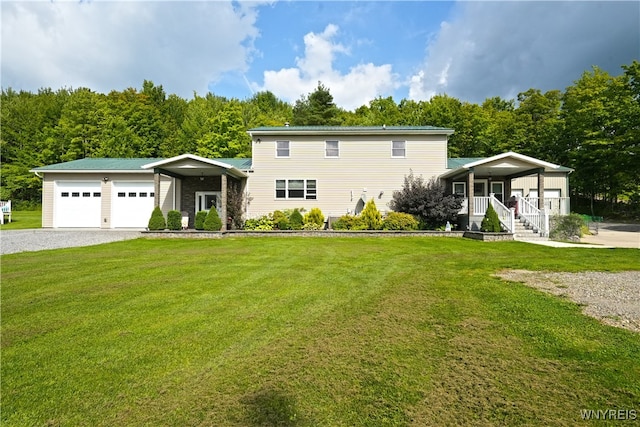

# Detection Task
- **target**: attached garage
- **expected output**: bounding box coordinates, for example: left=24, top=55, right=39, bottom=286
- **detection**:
left=111, top=182, right=155, bottom=228
left=54, top=181, right=102, bottom=228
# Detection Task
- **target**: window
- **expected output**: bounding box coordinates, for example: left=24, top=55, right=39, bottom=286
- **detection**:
left=82, top=192, right=91, bottom=197
left=275, top=179, right=317, bottom=199
left=128, top=192, right=136, bottom=197
left=150, top=192, right=155, bottom=197
left=61, top=192, right=69, bottom=197
left=453, top=182, right=466, bottom=196
left=139, top=192, right=147, bottom=197
left=71, top=192, right=80, bottom=197
left=325, top=140, right=339, bottom=157
left=93, top=192, right=101, bottom=197
left=276, top=140, right=290, bottom=157
left=392, top=141, right=406, bottom=157
left=117, top=192, right=126, bottom=197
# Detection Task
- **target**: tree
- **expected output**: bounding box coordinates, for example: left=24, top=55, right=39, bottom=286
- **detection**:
left=292, top=82, right=342, bottom=125
left=196, top=101, right=251, bottom=158
left=203, top=207, right=222, bottom=231
left=389, top=172, right=462, bottom=229
left=480, top=204, right=502, bottom=232
left=360, top=199, right=382, bottom=230
left=148, top=206, right=166, bottom=230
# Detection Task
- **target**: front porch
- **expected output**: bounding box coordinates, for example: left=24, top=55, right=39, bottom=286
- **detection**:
left=142, top=154, right=249, bottom=230
left=442, top=152, right=573, bottom=236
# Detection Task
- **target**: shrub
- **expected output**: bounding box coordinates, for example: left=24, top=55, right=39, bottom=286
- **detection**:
left=166, top=210, right=182, bottom=230
left=301, top=222, right=322, bottom=230
left=147, top=206, right=166, bottom=230
left=304, top=207, right=325, bottom=228
left=389, top=172, right=462, bottom=229
left=481, top=204, right=502, bottom=232
left=195, top=211, right=208, bottom=230
left=243, top=215, right=274, bottom=230
left=289, top=208, right=303, bottom=230
left=332, top=214, right=366, bottom=230
left=550, top=214, right=585, bottom=241
left=272, top=210, right=291, bottom=230
left=382, top=212, right=419, bottom=230
left=360, top=199, right=382, bottom=230
left=203, top=208, right=222, bottom=231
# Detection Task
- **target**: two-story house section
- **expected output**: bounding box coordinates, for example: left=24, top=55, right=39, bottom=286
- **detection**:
left=246, top=126, right=455, bottom=218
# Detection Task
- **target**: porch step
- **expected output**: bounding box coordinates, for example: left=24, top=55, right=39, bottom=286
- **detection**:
left=512, top=217, right=548, bottom=241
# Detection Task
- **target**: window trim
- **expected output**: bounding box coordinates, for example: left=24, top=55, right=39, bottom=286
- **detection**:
left=275, top=179, right=317, bottom=200
left=276, top=140, right=290, bottom=158
left=453, top=182, right=466, bottom=196
left=392, top=140, right=406, bottom=158
left=325, top=140, right=340, bottom=158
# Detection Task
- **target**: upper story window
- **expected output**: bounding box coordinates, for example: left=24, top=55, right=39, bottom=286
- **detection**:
left=276, top=140, right=290, bottom=157
left=392, top=141, right=406, bottom=158
left=325, top=140, right=339, bottom=157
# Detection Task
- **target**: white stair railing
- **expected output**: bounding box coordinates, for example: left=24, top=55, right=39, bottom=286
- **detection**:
left=474, top=197, right=490, bottom=216
left=489, top=194, right=515, bottom=233
left=517, top=195, right=548, bottom=237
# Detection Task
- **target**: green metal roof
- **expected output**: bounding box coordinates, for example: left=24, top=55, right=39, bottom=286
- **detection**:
left=32, top=157, right=253, bottom=172
left=447, top=158, right=484, bottom=169
left=249, top=125, right=454, bottom=132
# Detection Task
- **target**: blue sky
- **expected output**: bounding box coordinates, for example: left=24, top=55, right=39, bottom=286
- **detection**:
left=2, top=1, right=638, bottom=110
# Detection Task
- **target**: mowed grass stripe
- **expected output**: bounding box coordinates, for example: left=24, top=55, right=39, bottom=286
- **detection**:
left=1, top=237, right=639, bottom=426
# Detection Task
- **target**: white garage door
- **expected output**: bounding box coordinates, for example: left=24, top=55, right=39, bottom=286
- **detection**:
left=55, top=181, right=102, bottom=228
left=111, top=182, right=155, bottom=228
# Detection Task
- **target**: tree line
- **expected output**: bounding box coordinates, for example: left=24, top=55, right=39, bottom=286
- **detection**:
left=1, top=61, right=638, bottom=211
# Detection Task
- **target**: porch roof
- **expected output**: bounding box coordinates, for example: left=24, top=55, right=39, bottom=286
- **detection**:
left=141, top=154, right=249, bottom=179
left=442, top=152, right=573, bottom=180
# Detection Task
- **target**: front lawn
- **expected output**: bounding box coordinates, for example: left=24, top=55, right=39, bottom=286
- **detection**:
left=2, top=237, right=639, bottom=426
left=0, top=210, right=41, bottom=230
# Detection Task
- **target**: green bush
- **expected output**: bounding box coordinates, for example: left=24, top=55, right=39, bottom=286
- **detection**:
left=332, top=214, right=365, bottom=230
left=271, top=210, right=291, bottom=230
left=289, top=208, right=303, bottom=230
left=304, top=208, right=325, bottom=228
left=382, top=212, right=419, bottom=230
left=195, top=211, right=208, bottom=230
left=481, top=204, right=502, bottom=232
left=301, top=222, right=323, bottom=230
left=550, top=214, right=585, bottom=241
left=166, top=210, right=182, bottom=230
left=243, top=215, right=274, bottom=230
left=147, top=206, right=166, bottom=230
left=203, top=208, right=222, bottom=231
left=360, top=199, right=382, bottom=230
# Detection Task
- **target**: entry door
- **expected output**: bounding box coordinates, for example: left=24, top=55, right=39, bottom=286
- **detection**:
left=491, top=182, right=504, bottom=203
left=474, top=179, right=488, bottom=197
left=195, top=192, right=221, bottom=214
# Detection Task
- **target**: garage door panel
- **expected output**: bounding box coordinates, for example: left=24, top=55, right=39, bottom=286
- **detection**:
left=55, top=182, right=101, bottom=228
left=112, top=182, right=155, bottom=228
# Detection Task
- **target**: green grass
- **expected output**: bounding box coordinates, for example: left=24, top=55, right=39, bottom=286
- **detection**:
left=0, top=210, right=41, bottom=230
left=2, top=237, right=639, bottom=426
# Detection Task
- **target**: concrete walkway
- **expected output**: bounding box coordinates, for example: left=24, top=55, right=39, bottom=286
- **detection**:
left=523, top=222, right=639, bottom=249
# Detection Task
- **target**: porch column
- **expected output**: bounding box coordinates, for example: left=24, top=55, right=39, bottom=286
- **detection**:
left=221, top=173, right=228, bottom=231
left=504, top=177, right=512, bottom=200
left=537, top=168, right=545, bottom=210
left=153, top=169, right=161, bottom=207
left=467, top=168, right=475, bottom=216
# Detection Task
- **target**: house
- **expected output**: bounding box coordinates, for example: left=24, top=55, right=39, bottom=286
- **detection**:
left=31, top=126, right=572, bottom=234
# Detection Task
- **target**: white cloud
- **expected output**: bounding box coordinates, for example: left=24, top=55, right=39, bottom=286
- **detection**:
left=257, top=24, right=400, bottom=111
left=1, top=1, right=261, bottom=97
left=410, top=2, right=640, bottom=103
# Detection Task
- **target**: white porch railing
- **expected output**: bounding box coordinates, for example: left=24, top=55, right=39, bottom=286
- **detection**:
left=525, top=197, right=570, bottom=215
left=517, top=195, right=549, bottom=237
left=489, top=194, right=515, bottom=233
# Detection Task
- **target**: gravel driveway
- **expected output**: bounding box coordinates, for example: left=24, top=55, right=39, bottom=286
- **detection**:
left=496, top=270, right=640, bottom=333
left=1, top=229, right=143, bottom=255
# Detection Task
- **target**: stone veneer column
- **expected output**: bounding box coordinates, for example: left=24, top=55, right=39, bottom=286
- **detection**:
left=537, top=169, right=545, bottom=210
left=221, top=173, right=228, bottom=231
left=153, top=171, right=161, bottom=207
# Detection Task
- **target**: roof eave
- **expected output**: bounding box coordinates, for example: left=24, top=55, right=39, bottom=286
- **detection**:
left=248, top=128, right=455, bottom=137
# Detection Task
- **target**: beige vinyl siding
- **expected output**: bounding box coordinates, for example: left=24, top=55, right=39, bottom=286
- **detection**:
left=42, top=176, right=55, bottom=228
left=511, top=173, right=569, bottom=197
left=248, top=134, right=449, bottom=217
